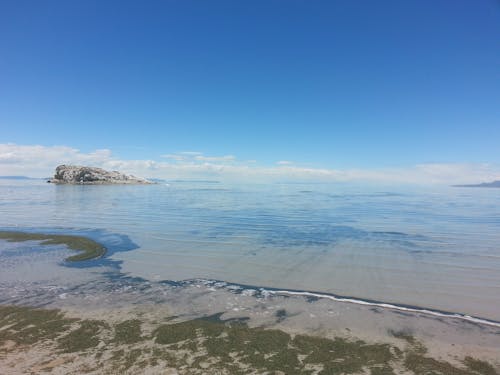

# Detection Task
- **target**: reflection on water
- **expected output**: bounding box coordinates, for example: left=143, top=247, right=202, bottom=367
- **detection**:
left=0, top=179, right=499, bottom=320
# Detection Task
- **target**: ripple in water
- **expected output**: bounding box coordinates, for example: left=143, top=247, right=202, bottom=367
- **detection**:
left=0, top=179, right=499, bottom=320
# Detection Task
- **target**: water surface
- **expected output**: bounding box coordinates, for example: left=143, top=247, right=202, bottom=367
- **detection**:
left=1, top=179, right=499, bottom=320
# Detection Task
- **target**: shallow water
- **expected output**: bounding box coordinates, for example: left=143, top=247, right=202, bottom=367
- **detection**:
left=0, top=179, right=499, bottom=320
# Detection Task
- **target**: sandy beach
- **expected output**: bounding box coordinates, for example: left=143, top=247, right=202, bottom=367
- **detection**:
left=1, top=272, right=499, bottom=374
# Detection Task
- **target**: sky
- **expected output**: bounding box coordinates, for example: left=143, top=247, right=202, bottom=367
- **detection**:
left=1, top=1, right=499, bottom=183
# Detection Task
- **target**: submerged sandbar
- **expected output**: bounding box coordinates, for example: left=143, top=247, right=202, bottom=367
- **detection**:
left=0, top=231, right=106, bottom=262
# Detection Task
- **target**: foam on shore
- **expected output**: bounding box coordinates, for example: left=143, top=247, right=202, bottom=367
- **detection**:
left=192, top=278, right=500, bottom=329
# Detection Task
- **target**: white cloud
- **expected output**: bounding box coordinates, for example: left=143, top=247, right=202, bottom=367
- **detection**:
left=162, top=152, right=235, bottom=163
left=0, top=144, right=113, bottom=176
left=194, top=155, right=235, bottom=162
left=277, top=160, right=293, bottom=165
left=1, top=143, right=499, bottom=185
left=161, top=154, right=186, bottom=161
left=179, top=151, right=203, bottom=156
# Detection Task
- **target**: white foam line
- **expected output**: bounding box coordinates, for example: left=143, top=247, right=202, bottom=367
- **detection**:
left=268, top=290, right=500, bottom=328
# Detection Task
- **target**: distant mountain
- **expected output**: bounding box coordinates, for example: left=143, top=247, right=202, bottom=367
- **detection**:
left=0, top=176, right=35, bottom=180
left=453, top=180, right=500, bottom=188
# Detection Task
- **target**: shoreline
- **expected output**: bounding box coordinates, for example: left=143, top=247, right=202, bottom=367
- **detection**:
left=1, top=230, right=499, bottom=328
left=4, top=273, right=498, bottom=372
left=1, top=230, right=500, bottom=372
left=180, top=278, right=500, bottom=329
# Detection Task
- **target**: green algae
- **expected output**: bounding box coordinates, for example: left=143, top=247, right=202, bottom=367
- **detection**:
left=0, top=304, right=498, bottom=375
left=58, top=320, right=107, bottom=352
left=390, top=328, right=427, bottom=354
left=0, top=230, right=106, bottom=261
left=464, top=357, right=498, bottom=375
left=111, top=348, right=144, bottom=371
left=405, top=352, right=473, bottom=375
left=113, top=319, right=143, bottom=344
left=292, top=334, right=394, bottom=374
left=154, top=319, right=206, bottom=345
left=204, top=323, right=301, bottom=373
left=370, top=365, right=397, bottom=375
left=0, top=305, right=76, bottom=345
left=388, top=329, right=416, bottom=344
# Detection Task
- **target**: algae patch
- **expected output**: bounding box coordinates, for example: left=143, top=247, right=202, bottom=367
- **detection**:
left=58, top=320, right=108, bottom=353
left=0, top=305, right=498, bottom=375
left=113, top=319, right=143, bottom=344
left=0, top=305, right=76, bottom=345
left=0, top=230, right=106, bottom=261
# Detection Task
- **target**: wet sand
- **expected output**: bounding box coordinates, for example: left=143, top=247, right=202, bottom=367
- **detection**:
left=1, top=283, right=500, bottom=374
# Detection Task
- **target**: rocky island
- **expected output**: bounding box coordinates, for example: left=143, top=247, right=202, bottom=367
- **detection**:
left=48, top=165, right=153, bottom=185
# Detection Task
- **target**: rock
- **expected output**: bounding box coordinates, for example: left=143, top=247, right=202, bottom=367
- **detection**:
left=48, top=165, right=153, bottom=185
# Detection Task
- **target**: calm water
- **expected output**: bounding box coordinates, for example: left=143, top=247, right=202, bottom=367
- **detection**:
left=1, top=179, right=499, bottom=320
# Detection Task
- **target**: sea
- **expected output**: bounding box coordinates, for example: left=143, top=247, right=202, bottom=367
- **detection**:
left=1, top=178, right=499, bottom=322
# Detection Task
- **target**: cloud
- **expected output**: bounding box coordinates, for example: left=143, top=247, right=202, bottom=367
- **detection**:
left=277, top=160, right=293, bottom=165
left=0, top=144, right=113, bottom=176
left=179, top=151, right=203, bottom=156
left=194, top=155, right=235, bottom=162
left=161, top=154, right=187, bottom=161
left=1, top=143, right=499, bottom=185
left=162, top=152, right=235, bottom=163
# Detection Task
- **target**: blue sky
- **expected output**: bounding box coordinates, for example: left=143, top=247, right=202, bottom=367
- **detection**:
left=0, top=1, right=499, bottom=182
